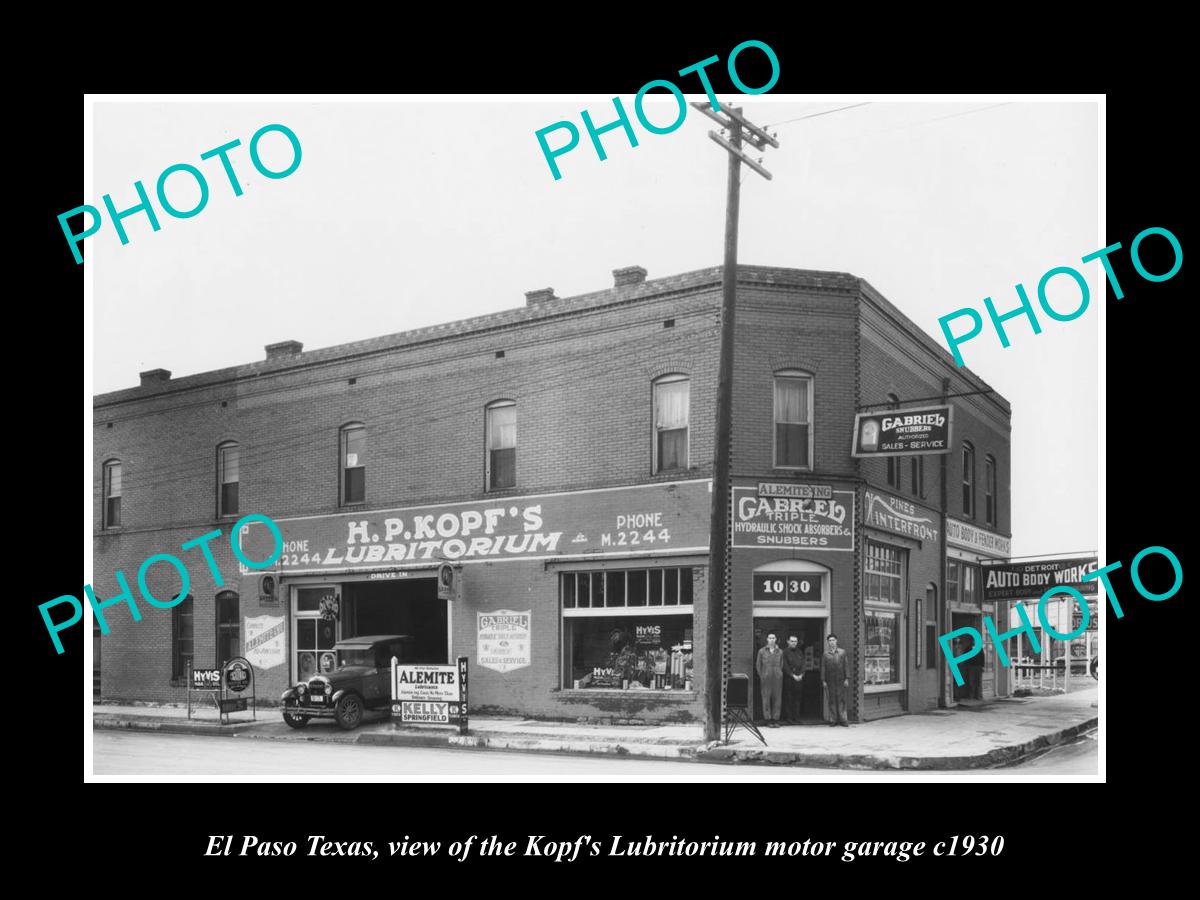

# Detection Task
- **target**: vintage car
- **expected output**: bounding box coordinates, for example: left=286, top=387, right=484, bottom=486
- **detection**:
left=281, top=635, right=415, bottom=730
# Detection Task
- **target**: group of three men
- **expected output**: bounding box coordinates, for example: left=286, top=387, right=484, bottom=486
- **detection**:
left=755, top=633, right=849, bottom=727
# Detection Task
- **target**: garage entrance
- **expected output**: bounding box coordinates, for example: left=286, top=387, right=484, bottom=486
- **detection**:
left=343, top=578, right=448, bottom=665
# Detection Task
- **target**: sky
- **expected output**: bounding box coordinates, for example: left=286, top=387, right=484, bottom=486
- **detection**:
left=90, top=97, right=1099, bottom=560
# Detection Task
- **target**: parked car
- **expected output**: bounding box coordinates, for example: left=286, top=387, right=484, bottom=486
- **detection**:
left=281, top=635, right=415, bottom=730
left=1090, top=656, right=1099, bottom=680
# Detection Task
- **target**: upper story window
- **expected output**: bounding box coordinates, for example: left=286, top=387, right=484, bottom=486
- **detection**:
left=102, top=460, right=122, bottom=528
left=773, top=370, right=813, bottom=469
left=962, top=441, right=976, bottom=518
left=910, top=455, right=924, bottom=499
left=885, top=394, right=901, bottom=490
left=171, top=595, right=194, bottom=682
left=486, top=400, right=517, bottom=490
left=652, top=375, right=689, bottom=473
left=984, top=455, right=997, bottom=526
left=217, top=442, right=239, bottom=517
left=340, top=424, right=366, bottom=505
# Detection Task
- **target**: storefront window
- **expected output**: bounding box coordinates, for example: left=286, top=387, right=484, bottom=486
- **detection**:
left=865, top=610, right=900, bottom=685
left=561, top=568, right=695, bottom=691
left=864, top=541, right=905, bottom=689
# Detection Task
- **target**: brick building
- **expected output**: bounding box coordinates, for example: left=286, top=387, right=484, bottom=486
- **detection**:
left=92, top=263, right=1012, bottom=724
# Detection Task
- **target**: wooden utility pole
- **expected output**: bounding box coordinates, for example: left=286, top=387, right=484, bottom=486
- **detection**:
left=695, top=102, right=779, bottom=744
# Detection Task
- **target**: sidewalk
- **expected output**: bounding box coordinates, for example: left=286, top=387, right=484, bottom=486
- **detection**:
left=93, top=687, right=1097, bottom=770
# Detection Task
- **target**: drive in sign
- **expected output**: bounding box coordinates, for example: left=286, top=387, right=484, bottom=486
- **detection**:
left=851, top=404, right=953, bottom=457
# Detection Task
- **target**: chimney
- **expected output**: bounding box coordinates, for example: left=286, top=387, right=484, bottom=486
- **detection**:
left=525, top=288, right=557, bottom=306
left=265, top=340, right=303, bottom=360
left=613, top=266, right=647, bottom=288
left=139, top=368, right=172, bottom=386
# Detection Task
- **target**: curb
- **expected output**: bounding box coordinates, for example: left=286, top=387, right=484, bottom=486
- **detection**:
left=94, top=715, right=1097, bottom=770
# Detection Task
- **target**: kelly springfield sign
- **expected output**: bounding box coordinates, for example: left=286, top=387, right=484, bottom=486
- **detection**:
left=237, top=480, right=710, bottom=575
left=477, top=610, right=531, bottom=673
left=732, top=485, right=854, bottom=551
left=851, top=404, right=953, bottom=457
left=863, top=489, right=940, bottom=543
left=982, top=556, right=1099, bottom=602
left=392, top=657, right=468, bottom=734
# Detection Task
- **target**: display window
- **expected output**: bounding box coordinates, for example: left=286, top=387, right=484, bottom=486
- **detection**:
left=864, top=540, right=905, bottom=690
left=561, top=568, right=695, bottom=691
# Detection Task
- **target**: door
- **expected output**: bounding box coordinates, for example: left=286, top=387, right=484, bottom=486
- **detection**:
left=752, top=616, right=825, bottom=722
left=294, top=586, right=341, bottom=680
left=215, top=591, right=240, bottom=666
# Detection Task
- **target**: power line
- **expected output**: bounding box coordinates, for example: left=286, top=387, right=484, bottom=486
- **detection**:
left=762, top=103, right=872, bottom=129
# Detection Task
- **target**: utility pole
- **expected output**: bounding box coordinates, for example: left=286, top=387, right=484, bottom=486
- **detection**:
left=695, top=102, right=779, bottom=744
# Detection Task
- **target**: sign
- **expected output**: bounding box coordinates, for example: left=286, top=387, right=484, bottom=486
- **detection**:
left=477, top=610, right=531, bottom=673
left=224, top=660, right=251, bottom=693
left=757, top=482, right=832, bottom=500
left=398, top=701, right=448, bottom=724
left=852, top=404, right=953, bottom=457
left=437, top=563, right=460, bottom=601
left=864, top=490, right=940, bottom=543
left=732, top=487, right=854, bottom=551
left=982, top=556, right=1099, bottom=601
left=393, top=664, right=462, bottom=703
left=946, top=518, right=1012, bottom=556
left=242, top=615, right=286, bottom=669
left=752, top=573, right=822, bottom=602
left=237, top=479, right=711, bottom=575
left=191, top=668, right=222, bottom=691
left=391, top=657, right=469, bottom=732
left=219, top=697, right=248, bottom=713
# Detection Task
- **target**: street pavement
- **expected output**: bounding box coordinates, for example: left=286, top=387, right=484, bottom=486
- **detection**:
left=91, top=727, right=1097, bottom=779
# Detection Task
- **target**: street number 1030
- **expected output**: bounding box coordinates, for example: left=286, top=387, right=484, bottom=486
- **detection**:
left=935, top=835, right=1005, bottom=856
left=761, top=579, right=811, bottom=595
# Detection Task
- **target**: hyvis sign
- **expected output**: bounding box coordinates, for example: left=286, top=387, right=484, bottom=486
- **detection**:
left=237, top=480, right=711, bottom=574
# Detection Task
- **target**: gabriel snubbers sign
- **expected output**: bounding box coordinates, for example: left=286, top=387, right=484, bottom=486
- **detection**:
left=852, top=404, right=953, bottom=457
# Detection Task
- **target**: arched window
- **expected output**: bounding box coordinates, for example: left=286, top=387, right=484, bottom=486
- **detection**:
left=340, top=423, right=366, bottom=505
left=217, top=441, right=239, bottom=517
left=485, top=400, right=517, bottom=490
left=885, top=394, right=901, bottom=489
left=774, top=369, right=813, bottom=469
left=171, top=595, right=194, bottom=681
left=962, top=441, right=976, bottom=518
left=984, top=454, right=997, bottom=526
left=102, top=459, right=122, bottom=528
left=652, top=375, right=689, bottom=473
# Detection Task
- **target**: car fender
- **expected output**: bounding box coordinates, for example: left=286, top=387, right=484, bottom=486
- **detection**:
left=281, top=688, right=298, bottom=701
left=332, top=689, right=349, bottom=704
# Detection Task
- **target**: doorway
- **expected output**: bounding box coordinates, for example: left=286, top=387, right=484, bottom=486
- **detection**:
left=950, top=612, right=983, bottom=702
left=343, top=578, right=448, bottom=664
left=752, top=616, right=825, bottom=723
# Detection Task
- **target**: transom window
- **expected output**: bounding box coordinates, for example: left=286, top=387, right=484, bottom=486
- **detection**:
left=561, top=567, right=694, bottom=611
left=864, top=541, right=904, bottom=605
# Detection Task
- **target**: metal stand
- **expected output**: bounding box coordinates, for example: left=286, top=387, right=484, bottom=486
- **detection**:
left=722, top=673, right=767, bottom=746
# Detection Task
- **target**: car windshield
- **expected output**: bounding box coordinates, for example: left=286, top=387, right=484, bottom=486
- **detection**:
left=337, top=648, right=376, bottom=668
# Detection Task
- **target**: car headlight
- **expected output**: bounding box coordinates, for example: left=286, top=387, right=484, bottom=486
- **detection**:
left=297, top=683, right=307, bottom=694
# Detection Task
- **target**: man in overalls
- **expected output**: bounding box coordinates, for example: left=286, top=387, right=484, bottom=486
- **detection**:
left=756, top=633, right=784, bottom=728
left=821, top=633, right=850, bottom=726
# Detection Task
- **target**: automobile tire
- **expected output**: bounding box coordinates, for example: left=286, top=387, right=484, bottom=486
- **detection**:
left=334, top=693, right=364, bottom=730
left=1090, top=657, right=1099, bottom=680
left=282, top=711, right=310, bottom=729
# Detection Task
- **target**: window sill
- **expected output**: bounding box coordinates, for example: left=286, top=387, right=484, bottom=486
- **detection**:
left=554, top=688, right=698, bottom=701
left=864, top=684, right=904, bottom=695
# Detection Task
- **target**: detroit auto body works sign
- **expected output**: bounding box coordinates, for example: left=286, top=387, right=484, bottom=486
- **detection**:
left=392, top=657, right=468, bottom=727
left=982, top=556, right=1099, bottom=602
left=477, top=610, right=531, bottom=673
left=732, top=483, right=854, bottom=551
left=236, top=480, right=711, bottom=575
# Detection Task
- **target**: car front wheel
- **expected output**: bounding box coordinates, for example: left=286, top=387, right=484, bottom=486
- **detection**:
left=282, top=711, right=310, bottom=729
left=1090, top=657, right=1099, bottom=680
left=334, top=693, right=364, bottom=730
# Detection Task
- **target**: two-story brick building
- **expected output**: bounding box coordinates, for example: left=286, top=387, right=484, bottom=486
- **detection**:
left=92, top=263, right=1012, bottom=724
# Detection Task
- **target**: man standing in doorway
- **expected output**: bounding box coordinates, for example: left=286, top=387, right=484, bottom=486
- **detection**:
left=756, top=633, right=784, bottom=728
left=822, top=633, right=850, bottom=727
left=781, top=635, right=806, bottom=724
